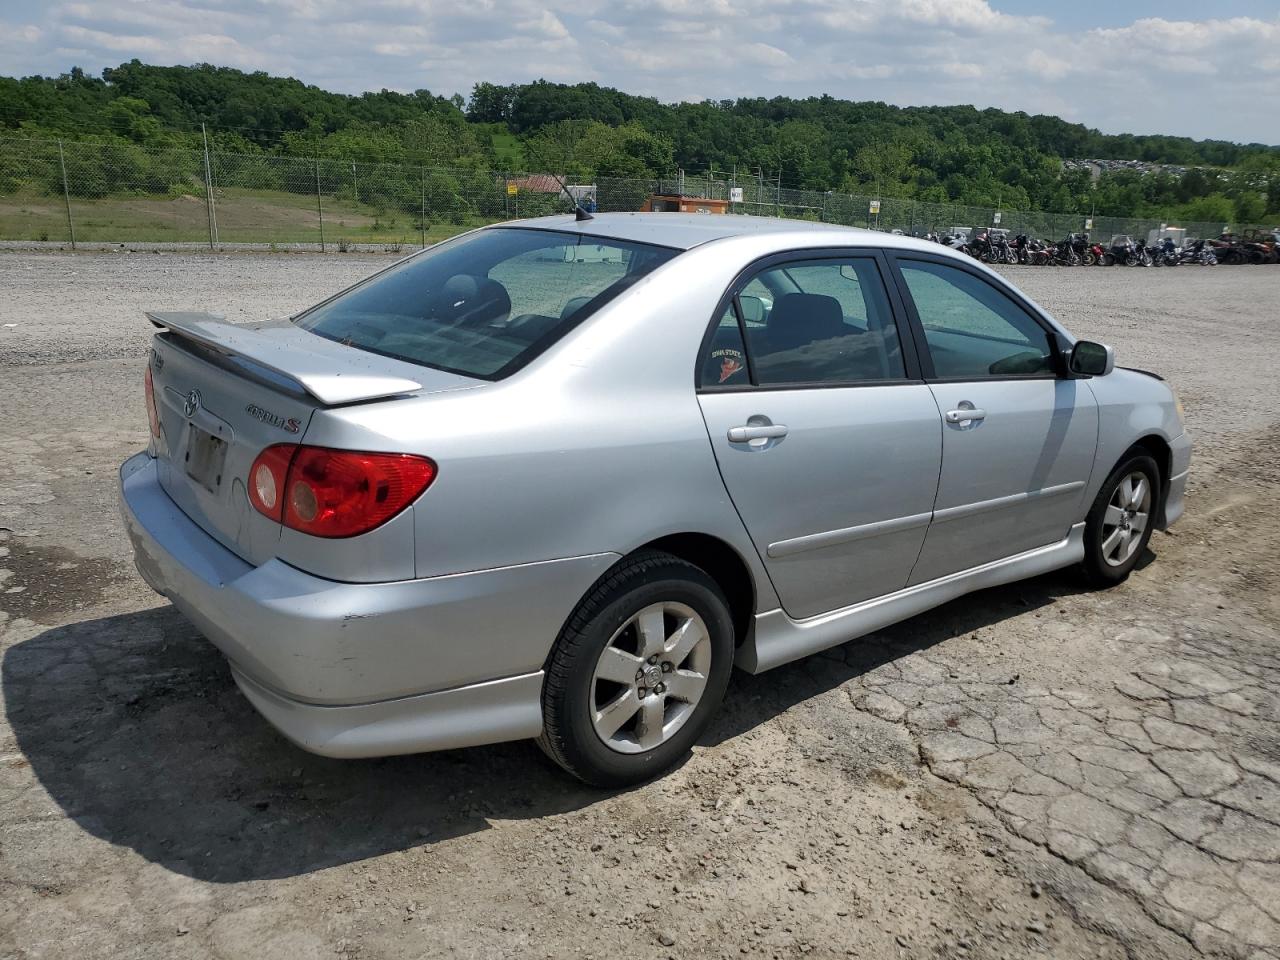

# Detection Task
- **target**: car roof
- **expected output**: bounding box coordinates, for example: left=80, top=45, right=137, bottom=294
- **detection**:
left=496, top=211, right=943, bottom=254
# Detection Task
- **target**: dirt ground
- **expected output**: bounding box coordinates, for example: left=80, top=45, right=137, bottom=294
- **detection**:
left=1, top=252, right=1278, bottom=960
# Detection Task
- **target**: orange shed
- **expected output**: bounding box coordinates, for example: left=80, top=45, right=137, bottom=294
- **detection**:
left=641, top=194, right=729, bottom=214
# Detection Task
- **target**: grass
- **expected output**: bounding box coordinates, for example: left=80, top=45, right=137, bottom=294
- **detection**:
left=486, top=129, right=525, bottom=170
left=0, top=186, right=505, bottom=247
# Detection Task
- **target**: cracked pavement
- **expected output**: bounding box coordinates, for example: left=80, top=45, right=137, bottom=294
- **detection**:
left=853, top=628, right=1280, bottom=955
left=1, top=253, right=1278, bottom=959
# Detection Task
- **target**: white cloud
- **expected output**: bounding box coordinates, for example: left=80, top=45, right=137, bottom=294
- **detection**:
left=742, top=43, right=791, bottom=67
left=1025, top=50, right=1071, bottom=82
left=938, top=62, right=984, bottom=80
left=0, top=1, right=1275, bottom=144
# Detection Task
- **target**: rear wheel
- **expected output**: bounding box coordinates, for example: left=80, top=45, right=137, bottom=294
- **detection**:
left=1081, top=453, right=1160, bottom=586
left=538, top=551, right=735, bottom=787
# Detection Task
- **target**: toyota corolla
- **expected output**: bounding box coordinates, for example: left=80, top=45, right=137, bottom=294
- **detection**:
left=120, top=213, right=1190, bottom=786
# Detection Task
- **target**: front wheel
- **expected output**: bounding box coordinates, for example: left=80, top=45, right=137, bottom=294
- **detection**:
left=1081, top=453, right=1160, bottom=587
left=538, top=551, right=735, bottom=787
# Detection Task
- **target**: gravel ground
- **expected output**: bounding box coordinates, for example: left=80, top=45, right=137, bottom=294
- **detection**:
left=1, top=251, right=1278, bottom=960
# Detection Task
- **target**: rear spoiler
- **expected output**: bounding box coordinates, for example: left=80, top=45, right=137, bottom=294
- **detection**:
left=147, top=312, right=423, bottom=405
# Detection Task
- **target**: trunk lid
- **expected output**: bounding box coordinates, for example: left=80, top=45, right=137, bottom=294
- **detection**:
left=146, top=312, right=478, bottom=566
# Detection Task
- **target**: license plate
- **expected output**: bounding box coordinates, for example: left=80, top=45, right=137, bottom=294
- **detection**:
left=185, top=425, right=228, bottom=494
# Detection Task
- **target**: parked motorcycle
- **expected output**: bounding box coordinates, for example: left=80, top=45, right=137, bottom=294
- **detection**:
left=1053, top=237, right=1080, bottom=266
left=1068, top=233, right=1097, bottom=266
left=989, top=229, right=1017, bottom=264
left=1109, top=235, right=1140, bottom=267
left=1029, top=237, right=1054, bottom=265
left=1153, top=237, right=1179, bottom=267
left=1178, top=239, right=1217, bottom=266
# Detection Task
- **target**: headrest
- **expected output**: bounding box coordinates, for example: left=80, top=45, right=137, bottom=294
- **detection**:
left=766, top=293, right=844, bottom=351
left=438, top=274, right=510, bottom=325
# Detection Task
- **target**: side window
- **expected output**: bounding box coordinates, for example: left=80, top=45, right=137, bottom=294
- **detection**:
left=734, top=258, right=906, bottom=386
left=699, top=303, right=749, bottom=387
left=897, top=260, right=1054, bottom=379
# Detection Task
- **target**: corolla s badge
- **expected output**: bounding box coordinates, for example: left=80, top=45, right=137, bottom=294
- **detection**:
left=245, top=402, right=301, bottom=434
left=183, top=389, right=202, bottom=418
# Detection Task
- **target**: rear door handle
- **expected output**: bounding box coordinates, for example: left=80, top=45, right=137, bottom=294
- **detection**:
left=945, top=408, right=986, bottom=424
left=728, top=424, right=788, bottom=443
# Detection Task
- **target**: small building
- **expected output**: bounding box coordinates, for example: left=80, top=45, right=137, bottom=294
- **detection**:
left=641, top=195, right=729, bottom=214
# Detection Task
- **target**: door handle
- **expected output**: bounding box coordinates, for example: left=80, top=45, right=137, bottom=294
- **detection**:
left=728, top=424, right=788, bottom=443
left=945, top=408, right=986, bottom=424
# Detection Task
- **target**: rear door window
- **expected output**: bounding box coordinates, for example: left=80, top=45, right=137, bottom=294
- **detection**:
left=700, top=304, right=750, bottom=388
left=699, top=257, right=906, bottom=388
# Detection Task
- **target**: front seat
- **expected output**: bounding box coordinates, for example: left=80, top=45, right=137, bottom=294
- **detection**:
left=763, top=293, right=844, bottom=350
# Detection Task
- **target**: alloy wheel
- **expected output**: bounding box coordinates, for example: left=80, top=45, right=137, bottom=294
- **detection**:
left=589, top=602, right=712, bottom=754
left=1101, top=471, right=1152, bottom=567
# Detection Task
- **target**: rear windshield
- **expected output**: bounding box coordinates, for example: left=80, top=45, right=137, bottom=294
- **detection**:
left=295, top=228, right=678, bottom=379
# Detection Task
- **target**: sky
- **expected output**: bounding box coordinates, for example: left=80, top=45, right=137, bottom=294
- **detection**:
left=1, top=0, right=1277, bottom=145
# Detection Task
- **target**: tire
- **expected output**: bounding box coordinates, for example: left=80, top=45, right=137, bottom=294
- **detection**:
left=1081, top=452, right=1161, bottom=587
left=538, top=550, right=735, bottom=787
left=1101, top=254, right=1115, bottom=266
left=1083, top=252, right=1097, bottom=266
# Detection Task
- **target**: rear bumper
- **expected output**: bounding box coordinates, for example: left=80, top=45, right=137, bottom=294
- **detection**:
left=230, top=665, right=545, bottom=759
left=119, top=452, right=618, bottom=756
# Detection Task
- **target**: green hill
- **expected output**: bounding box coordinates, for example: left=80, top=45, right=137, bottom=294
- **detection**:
left=2, top=61, right=1277, bottom=223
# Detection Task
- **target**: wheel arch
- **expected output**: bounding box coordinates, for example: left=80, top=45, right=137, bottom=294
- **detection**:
left=1128, top=434, right=1172, bottom=525
left=628, top=532, right=757, bottom=648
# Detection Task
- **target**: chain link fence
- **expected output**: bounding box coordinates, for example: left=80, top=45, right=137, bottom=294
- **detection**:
left=0, top=135, right=1256, bottom=252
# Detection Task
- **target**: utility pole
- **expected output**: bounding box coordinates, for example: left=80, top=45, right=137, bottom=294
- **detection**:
left=201, top=123, right=218, bottom=249
left=56, top=140, right=76, bottom=250
left=314, top=159, right=326, bottom=253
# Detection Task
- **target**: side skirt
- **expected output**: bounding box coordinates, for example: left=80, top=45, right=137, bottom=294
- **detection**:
left=737, top=523, right=1085, bottom=674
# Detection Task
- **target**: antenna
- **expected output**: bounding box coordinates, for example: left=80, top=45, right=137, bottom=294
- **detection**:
left=520, top=138, right=594, bottom=221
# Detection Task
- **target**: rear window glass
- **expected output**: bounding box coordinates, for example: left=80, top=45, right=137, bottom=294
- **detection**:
left=295, top=228, right=677, bottom=379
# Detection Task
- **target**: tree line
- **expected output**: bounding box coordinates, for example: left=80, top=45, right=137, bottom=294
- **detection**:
left=2, top=61, right=1277, bottom=225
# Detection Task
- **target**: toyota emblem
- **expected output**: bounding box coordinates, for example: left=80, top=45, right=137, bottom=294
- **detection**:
left=183, top=389, right=202, bottom=419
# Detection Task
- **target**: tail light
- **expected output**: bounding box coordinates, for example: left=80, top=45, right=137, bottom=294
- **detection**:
left=247, top=444, right=436, bottom=538
left=144, top=364, right=161, bottom=438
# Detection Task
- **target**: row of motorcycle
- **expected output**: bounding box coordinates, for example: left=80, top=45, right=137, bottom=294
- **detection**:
left=926, top=229, right=1228, bottom=267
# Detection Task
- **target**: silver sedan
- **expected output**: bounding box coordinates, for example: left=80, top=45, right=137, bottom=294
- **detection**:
left=119, top=213, right=1190, bottom=785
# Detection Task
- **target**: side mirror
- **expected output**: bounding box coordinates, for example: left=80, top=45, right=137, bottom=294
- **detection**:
left=1069, top=340, right=1114, bottom=377
left=737, top=295, right=767, bottom=324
